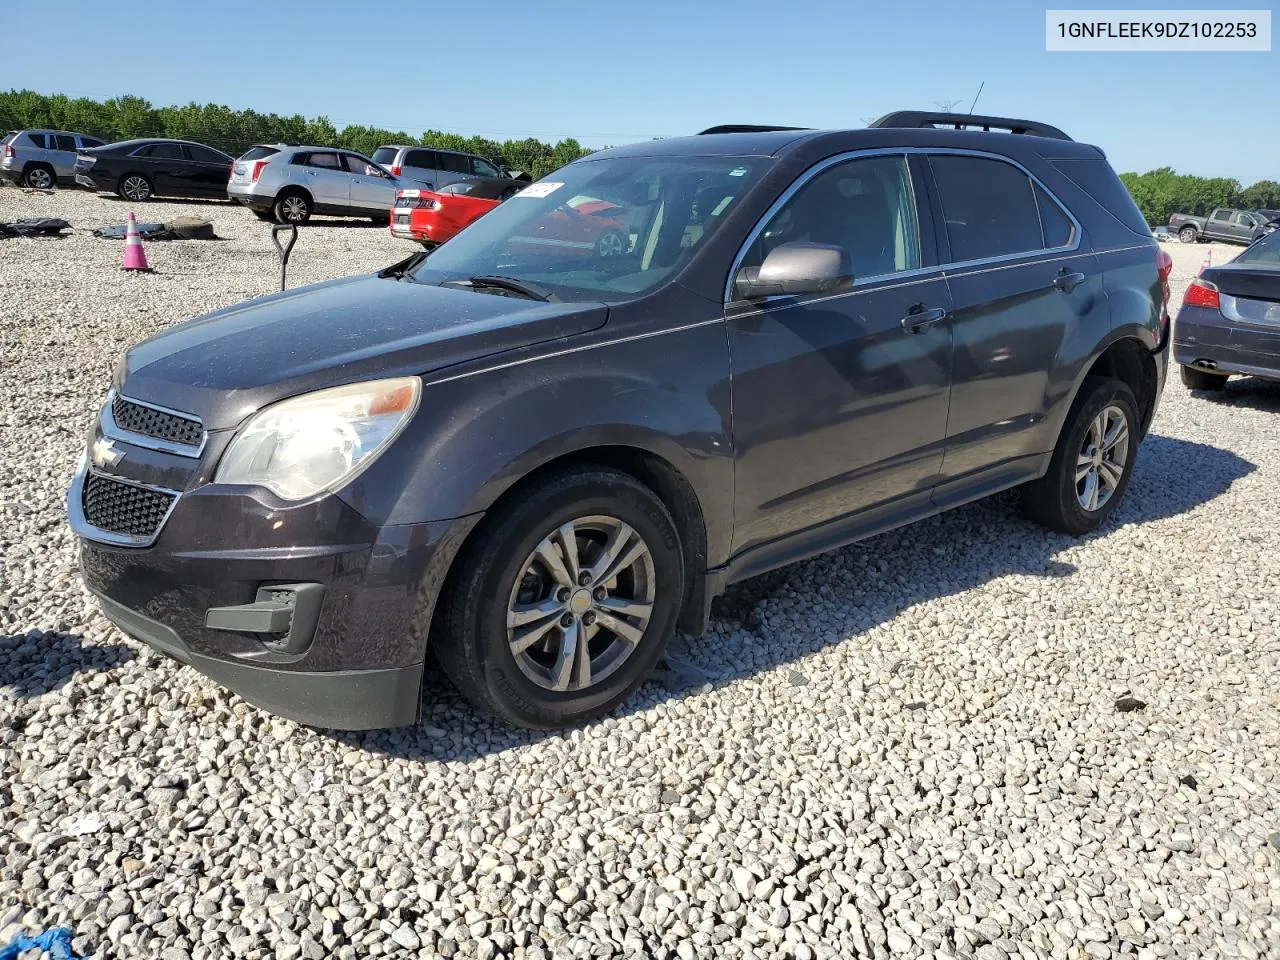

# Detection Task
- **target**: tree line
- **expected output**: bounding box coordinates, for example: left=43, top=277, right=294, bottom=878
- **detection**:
left=0, top=89, right=591, bottom=179
left=1119, top=168, right=1280, bottom=226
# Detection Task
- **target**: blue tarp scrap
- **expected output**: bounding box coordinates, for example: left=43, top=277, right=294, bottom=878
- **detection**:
left=0, top=927, right=89, bottom=959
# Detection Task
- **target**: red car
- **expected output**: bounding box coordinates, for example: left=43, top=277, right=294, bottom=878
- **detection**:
left=507, top=195, right=631, bottom=259
left=390, top=176, right=526, bottom=248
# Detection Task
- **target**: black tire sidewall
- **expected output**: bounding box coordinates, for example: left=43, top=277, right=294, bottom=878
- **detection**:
left=447, top=472, right=684, bottom=727
left=1180, top=365, right=1227, bottom=391
left=274, top=191, right=311, bottom=224
left=1043, top=378, right=1140, bottom=533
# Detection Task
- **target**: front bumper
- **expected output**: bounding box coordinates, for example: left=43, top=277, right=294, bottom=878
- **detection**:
left=75, top=172, right=111, bottom=191
left=69, top=441, right=474, bottom=729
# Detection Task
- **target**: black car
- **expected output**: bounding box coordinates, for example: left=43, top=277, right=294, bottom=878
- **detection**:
left=74, top=138, right=233, bottom=202
left=1175, top=227, right=1280, bottom=390
left=68, top=111, right=1170, bottom=730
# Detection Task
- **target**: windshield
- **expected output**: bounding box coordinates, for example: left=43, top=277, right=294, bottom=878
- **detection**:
left=1236, top=230, right=1280, bottom=265
left=408, top=155, right=773, bottom=301
left=239, top=145, right=280, bottom=161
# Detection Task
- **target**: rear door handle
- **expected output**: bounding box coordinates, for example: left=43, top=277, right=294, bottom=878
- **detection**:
left=1054, top=270, right=1086, bottom=293
left=900, top=305, right=948, bottom=333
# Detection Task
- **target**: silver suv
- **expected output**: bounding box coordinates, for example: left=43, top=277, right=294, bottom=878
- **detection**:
left=228, top=144, right=413, bottom=224
left=371, top=145, right=507, bottom=192
left=1, top=129, right=106, bottom=188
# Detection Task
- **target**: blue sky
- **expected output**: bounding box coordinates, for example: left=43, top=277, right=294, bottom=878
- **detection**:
left=2, top=0, right=1275, bottom=183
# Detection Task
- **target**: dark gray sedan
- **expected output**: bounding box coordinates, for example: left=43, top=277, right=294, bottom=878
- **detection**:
left=1176, top=229, right=1280, bottom=389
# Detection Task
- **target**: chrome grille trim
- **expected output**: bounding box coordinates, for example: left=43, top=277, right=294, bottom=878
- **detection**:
left=101, top=388, right=207, bottom=458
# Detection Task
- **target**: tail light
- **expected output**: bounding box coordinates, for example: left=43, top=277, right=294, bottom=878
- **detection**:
left=251, top=160, right=268, bottom=182
left=3, top=143, right=13, bottom=158
left=1183, top=278, right=1220, bottom=311
left=391, top=165, right=402, bottom=177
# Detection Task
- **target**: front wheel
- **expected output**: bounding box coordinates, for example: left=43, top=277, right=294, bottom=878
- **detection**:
left=1180, top=365, right=1228, bottom=391
left=1022, top=377, right=1139, bottom=535
left=432, top=468, right=684, bottom=729
left=1178, top=225, right=1198, bottom=243
left=118, top=174, right=152, bottom=202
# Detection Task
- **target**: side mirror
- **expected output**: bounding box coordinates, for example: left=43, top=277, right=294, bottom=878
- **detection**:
left=733, top=242, right=854, bottom=300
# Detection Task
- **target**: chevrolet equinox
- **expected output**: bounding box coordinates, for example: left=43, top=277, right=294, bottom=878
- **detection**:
left=69, top=112, right=1171, bottom=729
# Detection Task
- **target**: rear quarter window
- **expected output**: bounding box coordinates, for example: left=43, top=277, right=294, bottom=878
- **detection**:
left=1051, top=159, right=1151, bottom=238
left=25, top=133, right=47, bottom=148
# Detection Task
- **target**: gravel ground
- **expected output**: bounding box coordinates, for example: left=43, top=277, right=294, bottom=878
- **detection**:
left=2, top=187, right=1279, bottom=960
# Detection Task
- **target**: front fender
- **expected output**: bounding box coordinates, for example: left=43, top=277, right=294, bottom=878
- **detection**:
left=338, top=319, right=736, bottom=565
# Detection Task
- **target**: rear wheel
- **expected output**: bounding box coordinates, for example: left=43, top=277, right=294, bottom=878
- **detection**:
left=118, top=174, right=152, bottom=202
left=433, top=467, right=684, bottom=729
left=1022, top=377, right=1139, bottom=535
left=23, top=165, right=54, bottom=189
left=1178, top=225, right=1198, bottom=243
left=273, top=190, right=311, bottom=224
left=1180, top=365, right=1228, bottom=391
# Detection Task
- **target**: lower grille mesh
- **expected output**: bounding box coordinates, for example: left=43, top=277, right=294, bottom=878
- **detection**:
left=82, top=473, right=176, bottom=539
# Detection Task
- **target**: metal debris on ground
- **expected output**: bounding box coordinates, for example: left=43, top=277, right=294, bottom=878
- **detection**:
left=92, top=217, right=217, bottom=241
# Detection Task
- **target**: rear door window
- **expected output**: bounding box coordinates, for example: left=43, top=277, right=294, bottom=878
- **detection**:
left=307, top=153, right=342, bottom=169
left=929, top=154, right=1043, bottom=262
left=188, top=144, right=230, bottom=164
left=405, top=149, right=440, bottom=169
left=53, top=134, right=77, bottom=151
left=439, top=152, right=470, bottom=174
left=143, top=143, right=186, bottom=161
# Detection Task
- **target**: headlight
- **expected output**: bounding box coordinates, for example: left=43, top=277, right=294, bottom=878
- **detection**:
left=215, top=378, right=421, bottom=501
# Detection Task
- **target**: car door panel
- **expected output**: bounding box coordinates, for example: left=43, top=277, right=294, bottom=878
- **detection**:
left=726, top=152, right=953, bottom=556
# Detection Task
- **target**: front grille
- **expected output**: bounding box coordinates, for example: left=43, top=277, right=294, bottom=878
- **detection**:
left=82, top=473, right=176, bottom=539
left=111, top=395, right=203, bottom=448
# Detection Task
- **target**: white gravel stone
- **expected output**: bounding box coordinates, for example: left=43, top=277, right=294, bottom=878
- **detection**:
left=2, top=190, right=1279, bottom=959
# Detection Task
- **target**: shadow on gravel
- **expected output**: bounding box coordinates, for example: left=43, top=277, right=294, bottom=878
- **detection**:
left=0, top=630, right=135, bottom=699
left=338, top=434, right=1254, bottom=762
left=1187, top=376, right=1280, bottom=413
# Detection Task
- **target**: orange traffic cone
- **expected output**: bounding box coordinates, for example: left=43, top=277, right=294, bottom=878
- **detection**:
left=121, top=212, right=152, bottom=272
left=1199, top=248, right=1212, bottom=275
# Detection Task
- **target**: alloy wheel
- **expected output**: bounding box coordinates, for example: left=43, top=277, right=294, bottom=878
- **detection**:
left=505, top=515, right=656, bottom=692
left=122, top=176, right=150, bottom=201
left=1075, top=404, right=1129, bottom=512
left=26, top=168, right=53, bottom=189
left=281, top=196, right=308, bottom=222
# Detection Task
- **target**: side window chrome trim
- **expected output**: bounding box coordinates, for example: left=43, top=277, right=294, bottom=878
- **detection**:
left=724, top=146, right=1084, bottom=304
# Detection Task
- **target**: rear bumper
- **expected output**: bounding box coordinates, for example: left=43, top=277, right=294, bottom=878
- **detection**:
left=228, top=184, right=273, bottom=211
left=1174, top=306, right=1280, bottom=381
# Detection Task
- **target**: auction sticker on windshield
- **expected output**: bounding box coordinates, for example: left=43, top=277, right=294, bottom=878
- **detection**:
left=516, top=182, right=564, bottom=198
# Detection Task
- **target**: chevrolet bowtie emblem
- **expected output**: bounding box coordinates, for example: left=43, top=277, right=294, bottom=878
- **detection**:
left=91, top=437, right=123, bottom=469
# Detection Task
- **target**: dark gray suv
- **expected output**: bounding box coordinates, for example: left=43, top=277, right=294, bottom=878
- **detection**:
left=68, top=112, right=1171, bottom=730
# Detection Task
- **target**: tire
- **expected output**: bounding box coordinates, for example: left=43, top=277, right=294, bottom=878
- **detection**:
left=369, top=215, right=390, bottom=225
left=595, top=229, right=627, bottom=258
left=252, top=210, right=274, bottom=222
left=433, top=467, right=684, bottom=729
left=23, top=165, right=54, bottom=189
left=273, top=190, right=312, bottom=225
left=117, top=173, right=152, bottom=202
left=1180, top=365, right=1228, bottom=391
left=1021, top=377, right=1140, bottom=535
left=1178, top=225, right=1198, bottom=243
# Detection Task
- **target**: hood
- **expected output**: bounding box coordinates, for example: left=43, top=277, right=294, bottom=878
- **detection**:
left=119, top=273, right=608, bottom=429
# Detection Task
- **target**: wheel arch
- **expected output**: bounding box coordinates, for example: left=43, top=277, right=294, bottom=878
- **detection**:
left=1073, top=334, right=1160, bottom=436
left=275, top=184, right=313, bottom=204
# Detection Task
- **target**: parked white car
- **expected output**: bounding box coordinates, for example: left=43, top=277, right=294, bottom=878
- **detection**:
left=227, top=144, right=423, bottom=224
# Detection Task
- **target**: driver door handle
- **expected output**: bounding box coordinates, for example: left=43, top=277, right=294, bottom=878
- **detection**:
left=900, top=305, right=948, bottom=334
left=1054, top=270, right=1086, bottom=293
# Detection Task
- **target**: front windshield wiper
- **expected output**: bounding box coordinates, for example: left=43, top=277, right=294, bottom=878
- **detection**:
left=442, top=275, right=555, bottom=302
left=379, top=250, right=429, bottom=280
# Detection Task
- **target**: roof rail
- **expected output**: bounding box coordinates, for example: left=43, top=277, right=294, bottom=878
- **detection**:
left=868, top=111, right=1072, bottom=141
left=698, top=124, right=811, bottom=135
